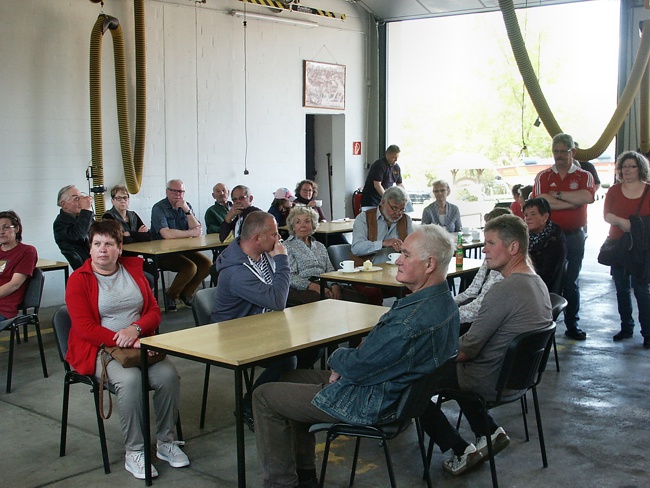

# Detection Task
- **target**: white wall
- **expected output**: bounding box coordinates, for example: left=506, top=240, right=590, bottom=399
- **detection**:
left=0, top=0, right=373, bottom=305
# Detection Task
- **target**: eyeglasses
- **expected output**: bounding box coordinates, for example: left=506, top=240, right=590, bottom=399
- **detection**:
left=432, top=189, right=447, bottom=194
left=232, top=195, right=249, bottom=202
left=552, top=149, right=573, bottom=155
left=113, top=195, right=129, bottom=201
left=621, top=165, right=638, bottom=170
left=0, top=225, right=16, bottom=232
left=167, top=188, right=185, bottom=195
left=300, top=188, right=314, bottom=193
left=386, top=202, right=406, bottom=214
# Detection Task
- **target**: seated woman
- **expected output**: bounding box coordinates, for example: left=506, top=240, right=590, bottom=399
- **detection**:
left=65, top=220, right=188, bottom=480
left=102, top=185, right=151, bottom=244
left=294, top=179, right=327, bottom=222
left=422, top=179, right=462, bottom=232
left=0, top=211, right=38, bottom=321
left=268, top=187, right=295, bottom=230
left=453, top=207, right=510, bottom=333
left=523, top=197, right=567, bottom=291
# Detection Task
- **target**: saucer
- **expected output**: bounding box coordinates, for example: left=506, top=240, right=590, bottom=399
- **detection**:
left=339, top=269, right=360, bottom=273
left=356, top=266, right=382, bottom=272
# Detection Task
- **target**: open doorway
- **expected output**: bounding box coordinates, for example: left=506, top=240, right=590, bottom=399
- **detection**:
left=305, top=114, right=346, bottom=220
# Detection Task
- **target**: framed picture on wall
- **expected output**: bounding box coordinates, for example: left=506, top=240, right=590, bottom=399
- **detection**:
left=303, top=60, right=346, bottom=110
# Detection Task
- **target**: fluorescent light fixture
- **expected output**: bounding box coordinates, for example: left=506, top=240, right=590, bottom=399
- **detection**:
left=230, top=10, right=319, bottom=28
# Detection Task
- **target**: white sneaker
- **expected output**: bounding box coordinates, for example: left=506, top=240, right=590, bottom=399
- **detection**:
left=475, top=427, right=510, bottom=460
left=443, top=443, right=483, bottom=476
left=156, top=440, right=190, bottom=468
left=125, top=450, right=158, bottom=480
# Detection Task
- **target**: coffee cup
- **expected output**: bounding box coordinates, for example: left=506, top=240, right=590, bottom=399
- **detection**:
left=314, top=199, right=323, bottom=207
left=388, top=253, right=400, bottom=264
left=471, top=230, right=480, bottom=241
left=339, top=260, right=355, bottom=272
left=462, top=226, right=470, bottom=235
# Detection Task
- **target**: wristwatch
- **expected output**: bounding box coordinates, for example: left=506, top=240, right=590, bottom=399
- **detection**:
left=132, top=324, right=142, bottom=336
left=556, top=191, right=562, bottom=201
left=185, top=210, right=192, bottom=215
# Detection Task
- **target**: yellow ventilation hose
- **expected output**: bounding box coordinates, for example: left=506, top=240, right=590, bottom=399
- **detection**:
left=499, top=0, right=650, bottom=159
left=89, top=0, right=146, bottom=216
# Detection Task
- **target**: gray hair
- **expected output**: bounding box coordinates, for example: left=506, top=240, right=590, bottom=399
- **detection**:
left=386, top=145, right=401, bottom=155
left=552, top=133, right=575, bottom=149
left=167, top=179, right=183, bottom=188
left=240, top=211, right=272, bottom=240
left=232, top=185, right=251, bottom=197
left=413, top=224, right=454, bottom=270
left=381, top=186, right=408, bottom=204
left=286, top=206, right=319, bottom=236
left=57, top=185, right=76, bottom=206
left=616, top=150, right=650, bottom=182
left=484, top=214, right=529, bottom=255
left=431, top=179, right=451, bottom=194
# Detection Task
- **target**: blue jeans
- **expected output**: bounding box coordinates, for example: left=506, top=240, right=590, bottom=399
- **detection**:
left=612, top=265, right=650, bottom=337
left=562, top=229, right=586, bottom=329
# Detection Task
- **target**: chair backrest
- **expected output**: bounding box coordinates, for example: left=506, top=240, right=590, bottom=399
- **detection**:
left=494, top=322, right=556, bottom=400
left=352, top=190, right=363, bottom=216
left=61, top=249, right=86, bottom=270
left=327, top=244, right=352, bottom=269
left=52, top=306, right=71, bottom=365
left=549, top=292, right=568, bottom=322
left=192, top=287, right=219, bottom=326
left=21, top=267, right=45, bottom=312
left=549, top=260, right=567, bottom=295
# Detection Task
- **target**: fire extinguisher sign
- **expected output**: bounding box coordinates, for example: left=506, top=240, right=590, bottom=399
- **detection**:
left=353, top=142, right=361, bottom=155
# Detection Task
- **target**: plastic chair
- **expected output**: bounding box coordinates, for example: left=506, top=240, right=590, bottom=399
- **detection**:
left=52, top=306, right=182, bottom=474
left=191, top=287, right=255, bottom=428
left=431, top=322, right=556, bottom=488
left=327, top=244, right=352, bottom=269
left=309, top=357, right=457, bottom=488
left=0, top=268, right=48, bottom=393
left=60, top=249, right=86, bottom=270
left=549, top=293, right=568, bottom=372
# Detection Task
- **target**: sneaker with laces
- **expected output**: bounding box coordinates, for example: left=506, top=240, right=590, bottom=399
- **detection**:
left=443, top=443, right=483, bottom=476
left=475, top=426, right=511, bottom=460
left=125, top=450, right=158, bottom=480
left=157, top=440, right=190, bottom=468
left=166, top=295, right=177, bottom=312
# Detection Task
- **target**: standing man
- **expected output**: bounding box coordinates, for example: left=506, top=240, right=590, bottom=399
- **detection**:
left=219, top=185, right=262, bottom=242
left=351, top=186, right=413, bottom=265
left=211, top=211, right=294, bottom=431
left=150, top=179, right=211, bottom=311
left=204, top=182, right=233, bottom=236
left=53, top=185, right=95, bottom=269
left=252, top=225, right=459, bottom=488
left=360, top=145, right=405, bottom=210
left=419, top=214, right=552, bottom=476
left=532, top=133, right=595, bottom=340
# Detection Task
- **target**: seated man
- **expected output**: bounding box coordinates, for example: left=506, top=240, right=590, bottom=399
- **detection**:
left=212, top=211, right=295, bottom=431
left=252, top=225, right=459, bottom=488
left=351, top=185, right=413, bottom=265
left=219, top=185, right=262, bottom=242
left=419, top=214, right=552, bottom=476
left=150, top=179, right=211, bottom=311
left=53, top=185, right=95, bottom=269
left=204, top=182, right=233, bottom=236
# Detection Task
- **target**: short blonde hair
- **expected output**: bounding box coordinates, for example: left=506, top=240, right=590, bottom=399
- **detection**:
left=286, top=206, right=319, bottom=236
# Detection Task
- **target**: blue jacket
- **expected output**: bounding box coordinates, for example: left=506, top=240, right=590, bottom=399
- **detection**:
left=312, top=281, right=459, bottom=425
left=211, top=237, right=290, bottom=322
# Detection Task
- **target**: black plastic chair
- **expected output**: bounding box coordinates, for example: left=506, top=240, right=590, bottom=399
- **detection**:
left=309, top=358, right=457, bottom=488
left=431, top=322, right=556, bottom=488
left=549, top=293, right=568, bottom=372
left=61, top=249, right=86, bottom=271
left=327, top=243, right=352, bottom=269
left=52, top=306, right=182, bottom=474
left=0, top=268, right=48, bottom=393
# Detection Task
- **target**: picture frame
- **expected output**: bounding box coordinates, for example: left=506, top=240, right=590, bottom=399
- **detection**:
left=303, top=60, right=346, bottom=110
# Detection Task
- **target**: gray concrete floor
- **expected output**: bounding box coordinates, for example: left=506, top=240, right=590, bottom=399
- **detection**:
left=2, top=200, right=650, bottom=487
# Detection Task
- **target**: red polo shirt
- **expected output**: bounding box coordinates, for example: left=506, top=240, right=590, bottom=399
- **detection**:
left=532, top=164, right=595, bottom=231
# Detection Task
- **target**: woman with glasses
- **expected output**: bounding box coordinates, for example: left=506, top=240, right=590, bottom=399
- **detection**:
left=0, top=210, right=38, bottom=321
left=294, top=179, right=327, bottom=222
left=604, top=151, right=650, bottom=346
left=102, top=185, right=151, bottom=244
left=421, top=179, right=462, bottom=233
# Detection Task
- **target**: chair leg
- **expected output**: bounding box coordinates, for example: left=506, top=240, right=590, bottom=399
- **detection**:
left=415, top=419, right=433, bottom=488
left=520, top=396, right=530, bottom=441
left=34, top=319, right=48, bottom=378
left=553, top=336, right=560, bottom=372
left=319, top=434, right=333, bottom=488
left=349, top=436, right=362, bottom=487
left=160, top=270, right=168, bottom=313
left=200, top=364, right=211, bottom=429
left=482, top=409, right=499, bottom=488
left=532, top=386, right=548, bottom=468
left=6, top=325, right=16, bottom=393
left=60, top=378, right=71, bottom=457
left=380, top=439, right=398, bottom=488
left=176, top=412, right=184, bottom=441
left=92, top=385, right=111, bottom=474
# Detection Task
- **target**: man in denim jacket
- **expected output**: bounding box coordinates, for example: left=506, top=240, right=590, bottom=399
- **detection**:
left=253, top=225, right=459, bottom=488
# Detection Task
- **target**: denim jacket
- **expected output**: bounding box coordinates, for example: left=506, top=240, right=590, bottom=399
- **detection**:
left=312, top=281, right=459, bottom=425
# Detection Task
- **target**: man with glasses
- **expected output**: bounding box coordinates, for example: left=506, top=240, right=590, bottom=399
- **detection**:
left=53, top=184, right=95, bottom=269
left=219, top=184, right=262, bottom=242
left=150, top=179, right=211, bottom=311
left=532, top=133, right=596, bottom=340
left=351, top=186, right=413, bottom=265
left=205, top=182, right=233, bottom=236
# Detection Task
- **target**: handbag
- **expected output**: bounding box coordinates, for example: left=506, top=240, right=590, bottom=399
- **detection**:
left=98, top=344, right=166, bottom=419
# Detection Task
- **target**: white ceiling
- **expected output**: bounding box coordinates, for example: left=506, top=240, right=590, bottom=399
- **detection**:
left=353, top=0, right=591, bottom=22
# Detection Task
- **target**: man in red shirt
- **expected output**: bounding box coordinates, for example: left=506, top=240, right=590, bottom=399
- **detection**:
left=532, top=133, right=595, bottom=340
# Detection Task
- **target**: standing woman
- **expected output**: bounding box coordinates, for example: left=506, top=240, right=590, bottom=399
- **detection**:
left=0, top=211, right=38, bottom=321
left=65, top=220, right=188, bottom=479
left=604, top=151, right=650, bottom=346
left=421, top=179, right=462, bottom=233
left=102, top=185, right=151, bottom=244
left=294, top=179, right=327, bottom=222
